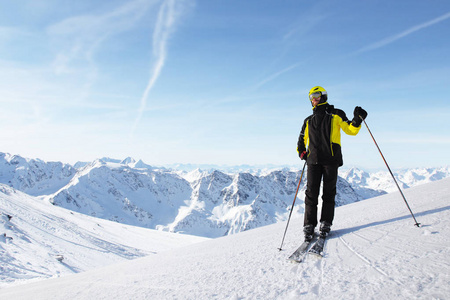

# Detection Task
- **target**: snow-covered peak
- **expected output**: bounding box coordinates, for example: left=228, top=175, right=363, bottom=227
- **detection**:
left=0, top=152, right=77, bottom=196
left=120, top=157, right=136, bottom=165
left=341, top=167, right=370, bottom=183
left=132, top=159, right=154, bottom=170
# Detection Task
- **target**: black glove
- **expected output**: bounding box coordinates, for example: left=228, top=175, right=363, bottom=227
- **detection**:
left=352, top=106, right=367, bottom=127
left=300, top=151, right=308, bottom=161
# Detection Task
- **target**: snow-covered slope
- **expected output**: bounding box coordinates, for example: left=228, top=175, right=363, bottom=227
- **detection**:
left=1, top=178, right=448, bottom=299
left=48, top=159, right=192, bottom=229
left=0, top=184, right=206, bottom=287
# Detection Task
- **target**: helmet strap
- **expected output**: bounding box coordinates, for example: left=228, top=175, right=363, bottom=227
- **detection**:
left=312, top=101, right=328, bottom=109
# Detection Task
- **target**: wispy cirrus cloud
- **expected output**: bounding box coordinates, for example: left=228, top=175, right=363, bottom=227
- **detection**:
left=252, top=63, right=301, bottom=91
left=47, top=0, right=158, bottom=74
left=131, top=0, right=192, bottom=136
left=354, top=11, right=450, bottom=55
left=45, top=0, right=161, bottom=113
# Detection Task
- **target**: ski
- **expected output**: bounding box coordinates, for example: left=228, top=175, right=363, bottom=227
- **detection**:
left=288, top=238, right=315, bottom=263
left=308, top=235, right=327, bottom=258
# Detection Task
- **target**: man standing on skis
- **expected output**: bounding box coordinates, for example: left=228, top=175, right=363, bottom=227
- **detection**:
left=297, top=86, right=367, bottom=241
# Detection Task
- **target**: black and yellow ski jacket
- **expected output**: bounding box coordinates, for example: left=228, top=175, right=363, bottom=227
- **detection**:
left=297, top=103, right=361, bottom=166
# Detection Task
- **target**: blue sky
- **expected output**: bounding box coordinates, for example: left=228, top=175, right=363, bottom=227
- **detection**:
left=0, top=0, right=449, bottom=169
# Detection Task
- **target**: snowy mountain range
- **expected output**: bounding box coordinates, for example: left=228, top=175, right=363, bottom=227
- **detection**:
left=0, top=152, right=449, bottom=239
left=340, top=166, right=450, bottom=193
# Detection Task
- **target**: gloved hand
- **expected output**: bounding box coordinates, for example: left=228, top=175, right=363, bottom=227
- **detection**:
left=300, top=151, right=308, bottom=161
left=352, top=106, right=368, bottom=127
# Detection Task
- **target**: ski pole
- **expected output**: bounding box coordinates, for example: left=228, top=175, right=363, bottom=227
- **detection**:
left=278, top=161, right=307, bottom=251
left=361, top=118, right=420, bottom=227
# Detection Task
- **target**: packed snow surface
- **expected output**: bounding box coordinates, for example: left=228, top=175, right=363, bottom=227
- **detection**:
left=0, top=185, right=207, bottom=287
left=1, top=177, right=449, bottom=299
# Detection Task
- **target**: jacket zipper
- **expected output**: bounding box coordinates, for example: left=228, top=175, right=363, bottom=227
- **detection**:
left=330, top=115, right=334, bottom=156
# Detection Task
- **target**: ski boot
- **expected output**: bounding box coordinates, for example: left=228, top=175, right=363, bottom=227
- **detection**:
left=319, top=221, right=332, bottom=238
left=303, top=224, right=315, bottom=242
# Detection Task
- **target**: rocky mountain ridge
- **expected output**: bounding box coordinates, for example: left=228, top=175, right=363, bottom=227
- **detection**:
left=1, top=152, right=448, bottom=238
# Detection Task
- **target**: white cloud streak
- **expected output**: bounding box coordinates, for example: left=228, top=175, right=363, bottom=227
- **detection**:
left=46, top=0, right=160, bottom=112
left=354, top=11, right=450, bottom=54
left=252, top=63, right=301, bottom=91
left=48, top=0, right=157, bottom=74
left=131, top=0, right=186, bottom=136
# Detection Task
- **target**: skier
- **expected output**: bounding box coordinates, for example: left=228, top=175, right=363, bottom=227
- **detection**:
left=297, top=86, right=367, bottom=241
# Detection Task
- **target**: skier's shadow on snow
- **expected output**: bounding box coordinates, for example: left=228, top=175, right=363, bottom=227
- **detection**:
left=60, top=261, right=81, bottom=273
left=333, top=205, right=450, bottom=236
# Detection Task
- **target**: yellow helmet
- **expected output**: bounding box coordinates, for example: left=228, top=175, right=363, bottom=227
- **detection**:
left=308, top=86, right=328, bottom=102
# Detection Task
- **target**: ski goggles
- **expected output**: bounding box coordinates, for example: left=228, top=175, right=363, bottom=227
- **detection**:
left=309, top=92, right=322, bottom=100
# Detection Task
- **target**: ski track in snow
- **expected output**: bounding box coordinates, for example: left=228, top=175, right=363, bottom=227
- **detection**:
left=285, top=179, right=450, bottom=300
left=338, top=233, right=396, bottom=282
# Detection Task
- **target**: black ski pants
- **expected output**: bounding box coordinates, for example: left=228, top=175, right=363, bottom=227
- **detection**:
left=304, top=163, right=339, bottom=228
